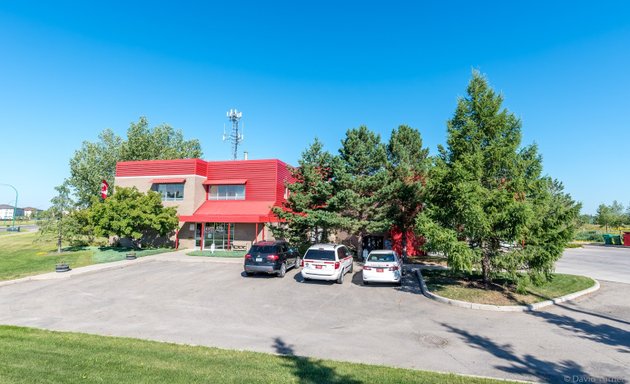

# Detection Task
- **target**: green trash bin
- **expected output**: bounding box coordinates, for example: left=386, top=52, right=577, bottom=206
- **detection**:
left=612, top=235, right=622, bottom=245
left=602, top=234, right=613, bottom=245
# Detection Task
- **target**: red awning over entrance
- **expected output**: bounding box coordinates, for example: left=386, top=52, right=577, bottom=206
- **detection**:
left=151, top=178, right=186, bottom=184
left=202, top=179, right=247, bottom=185
left=179, top=200, right=279, bottom=223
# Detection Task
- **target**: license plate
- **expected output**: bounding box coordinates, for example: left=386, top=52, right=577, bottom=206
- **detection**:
left=377, top=268, right=384, bottom=272
left=316, top=265, right=322, bottom=269
left=256, top=258, right=262, bottom=262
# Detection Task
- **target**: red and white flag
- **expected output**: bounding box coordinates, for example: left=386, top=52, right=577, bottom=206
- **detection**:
left=100, top=179, right=109, bottom=199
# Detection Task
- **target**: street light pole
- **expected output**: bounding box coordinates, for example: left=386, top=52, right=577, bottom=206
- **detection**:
left=0, top=183, right=18, bottom=229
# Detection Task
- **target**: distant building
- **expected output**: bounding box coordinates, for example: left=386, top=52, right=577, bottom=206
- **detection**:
left=22, top=207, right=41, bottom=218
left=0, top=205, right=25, bottom=220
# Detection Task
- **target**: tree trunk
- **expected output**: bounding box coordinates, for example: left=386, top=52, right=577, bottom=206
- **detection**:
left=481, top=251, right=491, bottom=289
left=401, top=225, right=407, bottom=260
left=57, top=222, right=62, bottom=253
left=357, top=231, right=364, bottom=261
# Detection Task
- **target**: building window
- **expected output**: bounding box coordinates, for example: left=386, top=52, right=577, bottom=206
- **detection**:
left=153, top=183, right=184, bottom=201
left=208, top=185, right=245, bottom=200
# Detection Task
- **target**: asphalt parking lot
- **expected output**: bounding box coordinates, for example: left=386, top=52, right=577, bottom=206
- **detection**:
left=1, top=252, right=629, bottom=383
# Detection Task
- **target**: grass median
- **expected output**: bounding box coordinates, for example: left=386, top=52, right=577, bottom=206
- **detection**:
left=422, top=270, right=595, bottom=306
left=187, top=250, right=246, bottom=258
left=0, top=325, right=514, bottom=384
left=0, top=232, right=172, bottom=281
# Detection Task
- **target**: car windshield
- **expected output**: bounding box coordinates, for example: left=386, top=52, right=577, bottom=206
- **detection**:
left=367, top=253, right=395, bottom=262
left=304, top=249, right=336, bottom=261
left=249, top=245, right=277, bottom=254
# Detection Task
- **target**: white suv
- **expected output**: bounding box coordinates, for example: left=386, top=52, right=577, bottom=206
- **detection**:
left=300, top=244, right=354, bottom=284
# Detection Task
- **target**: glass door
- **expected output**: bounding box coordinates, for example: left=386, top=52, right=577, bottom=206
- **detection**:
left=195, top=223, right=202, bottom=249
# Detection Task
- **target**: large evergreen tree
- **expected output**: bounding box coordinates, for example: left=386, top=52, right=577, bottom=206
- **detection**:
left=380, top=125, right=429, bottom=256
left=273, top=138, right=341, bottom=250
left=330, top=126, right=388, bottom=257
left=419, top=71, right=579, bottom=286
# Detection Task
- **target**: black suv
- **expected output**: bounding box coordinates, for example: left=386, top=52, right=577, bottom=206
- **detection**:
left=243, top=240, right=300, bottom=278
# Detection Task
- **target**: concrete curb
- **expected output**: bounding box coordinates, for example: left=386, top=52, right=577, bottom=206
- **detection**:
left=415, top=269, right=600, bottom=312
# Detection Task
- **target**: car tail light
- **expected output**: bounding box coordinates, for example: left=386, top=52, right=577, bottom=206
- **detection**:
left=363, top=266, right=372, bottom=270
left=267, top=255, right=280, bottom=262
left=300, top=258, right=304, bottom=267
left=389, top=266, right=399, bottom=271
left=245, top=254, right=252, bottom=259
left=334, top=262, right=340, bottom=269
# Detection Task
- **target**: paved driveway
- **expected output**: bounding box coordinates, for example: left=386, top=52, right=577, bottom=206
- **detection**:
left=557, top=244, right=630, bottom=284
left=0, top=254, right=629, bottom=383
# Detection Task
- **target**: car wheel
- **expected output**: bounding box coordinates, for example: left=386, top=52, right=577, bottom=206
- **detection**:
left=294, top=258, right=300, bottom=270
left=337, top=268, right=344, bottom=284
left=245, top=271, right=253, bottom=277
left=278, top=263, right=287, bottom=278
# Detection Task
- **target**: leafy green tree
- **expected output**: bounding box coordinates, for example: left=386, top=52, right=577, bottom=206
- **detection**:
left=121, top=116, right=203, bottom=161
left=68, top=129, right=122, bottom=208
left=329, top=126, right=387, bottom=256
left=380, top=125, right=429, bottom=256
left=519, top=178, right=581, bottom=282
left=90, top=187, right=178, bottom=248
left=272, top=139, right=340, bottom=250
left=39, top=182, right=75, bottom=253
left=68, top=117, right=202, bottom=207
left=595, top=201, right=626, bottom=231
left=419, top=71, right=579, bottom=287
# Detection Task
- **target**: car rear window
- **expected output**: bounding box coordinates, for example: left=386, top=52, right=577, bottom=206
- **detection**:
left=249, top=245, right=277, bottom=254
left=304, top=249, right=336, bottom=261
left=368, top=254, right=395, bottom=262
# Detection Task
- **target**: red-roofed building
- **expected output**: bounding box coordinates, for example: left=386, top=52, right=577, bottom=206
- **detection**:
left=115, top=158, right=292, bottom=250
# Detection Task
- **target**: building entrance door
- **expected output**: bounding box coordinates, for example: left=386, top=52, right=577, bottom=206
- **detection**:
left=195, top=223, right=203, bottom=249
left=204, top=223, right=235, bottom=250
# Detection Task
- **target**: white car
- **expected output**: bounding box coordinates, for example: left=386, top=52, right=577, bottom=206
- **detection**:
left=301, top=244, right=354, bottom=284
left=362, top=250, right=403, bottom=285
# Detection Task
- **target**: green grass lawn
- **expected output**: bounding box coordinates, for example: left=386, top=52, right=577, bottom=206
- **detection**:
left=0, top=326, right=513, bottom=384
left=422, top=270, right=595, bottom=306
left=187, top=250, right=246, bottom=258
left=0, top=232, right=172, bottom=281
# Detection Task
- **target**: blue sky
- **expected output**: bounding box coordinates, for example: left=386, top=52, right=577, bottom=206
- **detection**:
left=0, top=1, right=629, bottom=214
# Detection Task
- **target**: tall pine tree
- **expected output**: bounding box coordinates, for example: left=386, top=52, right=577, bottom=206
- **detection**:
left=330, top=126, right=388, bottom=257
left=380, top=125, right=429, bottom=256
left=420, top=71, right=579, bottom=287
left=272, top=139, right=342, bottom=250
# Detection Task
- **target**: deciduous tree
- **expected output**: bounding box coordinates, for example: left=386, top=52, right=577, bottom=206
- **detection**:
left=90, top=187, right=179, bottom=248
left=39, top=182, right=75, bottom=253
left=68, top=117, right=202, bottom=207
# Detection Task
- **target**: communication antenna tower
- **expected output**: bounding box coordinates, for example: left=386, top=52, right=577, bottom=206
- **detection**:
left=223, top=108, right=244, bottom=160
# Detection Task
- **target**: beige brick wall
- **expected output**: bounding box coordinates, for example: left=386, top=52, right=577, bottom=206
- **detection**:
left=114, top=175, right=206, bottom=216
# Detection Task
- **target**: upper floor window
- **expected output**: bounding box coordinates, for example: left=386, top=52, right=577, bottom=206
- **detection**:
left=153, top=183, right=184, bottom=201
left=208, top=185, right=245, bottom=200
